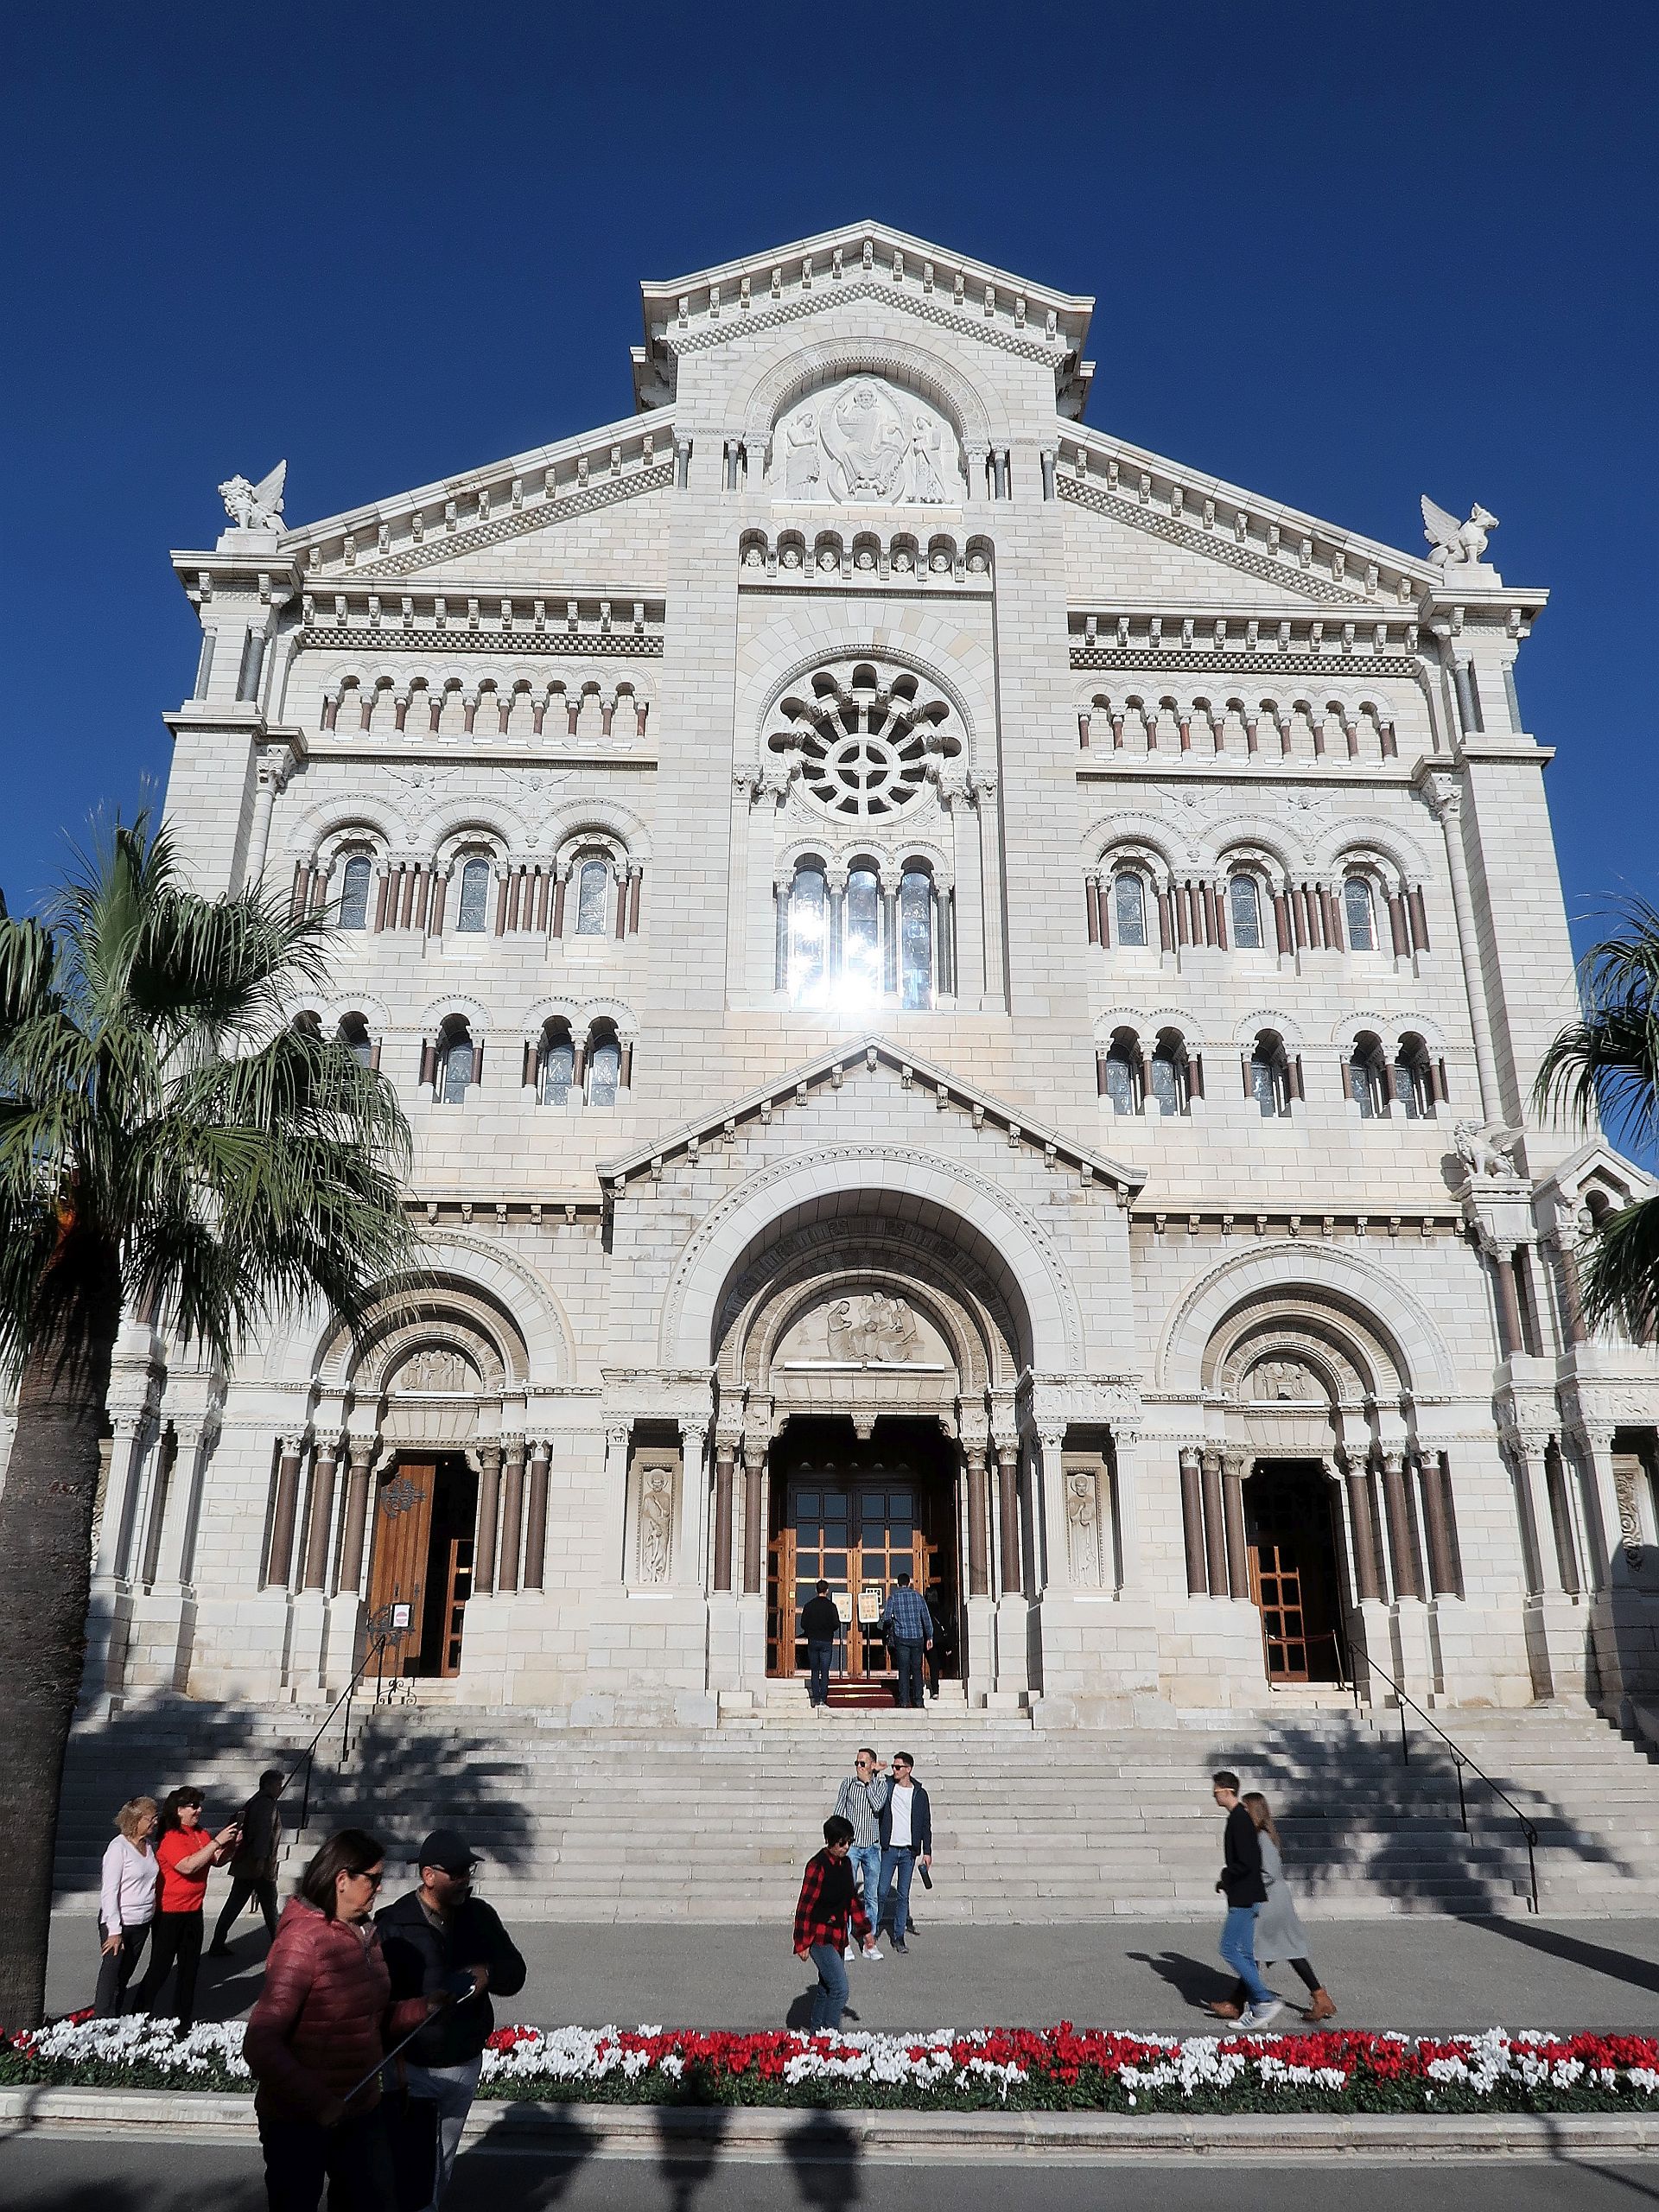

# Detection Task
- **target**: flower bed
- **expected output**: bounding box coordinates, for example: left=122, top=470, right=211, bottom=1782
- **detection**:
left=5, top=2016, right=1659, bottom=2114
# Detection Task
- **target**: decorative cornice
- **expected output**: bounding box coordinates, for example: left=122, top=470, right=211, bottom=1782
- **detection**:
left=1058, top=474, right=1373, bottom=607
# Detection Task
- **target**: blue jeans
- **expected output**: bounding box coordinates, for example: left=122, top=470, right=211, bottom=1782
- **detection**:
left=806, top=1639, right=834, bottom=1705
left=848, top=1844, right=882, bottom=1943
left=894, top=1640, right=925, bottom=1706
left=808, top=1941, right=849, bottom=2030
left=1218, top=1903, right=1274, bottom=2008
left=879, top=1845, right=918, bottom=1942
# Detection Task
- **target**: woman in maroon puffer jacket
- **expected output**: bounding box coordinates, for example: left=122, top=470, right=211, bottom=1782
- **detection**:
left=245, top=1828, right=432, bottom=2212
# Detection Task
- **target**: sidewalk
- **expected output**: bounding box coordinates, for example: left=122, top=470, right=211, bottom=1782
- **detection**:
left=46, top=1910, right=1659, bottom=2035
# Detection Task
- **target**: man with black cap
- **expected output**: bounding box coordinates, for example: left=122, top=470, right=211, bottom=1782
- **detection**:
left=377, top=1828, right=527, bottom=2209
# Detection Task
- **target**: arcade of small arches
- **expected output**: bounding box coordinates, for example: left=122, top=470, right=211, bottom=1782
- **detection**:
left=738, top=526, right=994, bottom=583
left=316, top=671, right=651, bottom=747
left=1090, top=1020, right=1446, bottom=1124
left=776, top=855, right=955, bottom=1012
left=1077, top=690, right=1402, bottom=766
left=1084, top=848, right=1432, bottom=961
left=295, top=833, right=645, bottom=944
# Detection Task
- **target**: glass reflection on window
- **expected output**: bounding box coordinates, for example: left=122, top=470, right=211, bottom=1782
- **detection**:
left=899, top=869, right=933, bottom=1009
left=575, top=859, right=610, bottom=937
left=841, top=867, right=881, bottom=1009
left=788, top=867, right=828, bottom=1007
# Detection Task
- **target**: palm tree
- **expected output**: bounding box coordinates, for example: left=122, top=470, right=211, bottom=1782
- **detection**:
left=1535, top=897, right=1659, bottom=1341
left=0, top=820, right=416, bottom=2028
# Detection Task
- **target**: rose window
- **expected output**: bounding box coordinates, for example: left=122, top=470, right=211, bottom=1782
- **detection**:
left=766, top=662, right=959, bottom=820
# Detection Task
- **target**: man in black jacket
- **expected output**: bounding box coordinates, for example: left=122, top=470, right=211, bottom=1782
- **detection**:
left=378, top=1829, right=528, bottom=2209
left=207, top=1769, right=283, bottom=1956
left=1211, top=1770, right=1282, bottom=2029
left=800, top=1579, right=842, bottom=1709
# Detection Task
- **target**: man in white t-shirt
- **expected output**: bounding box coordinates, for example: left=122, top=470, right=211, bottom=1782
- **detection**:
left=874, top=1752, right=933, bottom=1953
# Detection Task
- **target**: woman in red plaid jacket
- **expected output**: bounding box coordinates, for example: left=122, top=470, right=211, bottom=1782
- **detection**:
left=793, top=1816, right=872, bottom=2031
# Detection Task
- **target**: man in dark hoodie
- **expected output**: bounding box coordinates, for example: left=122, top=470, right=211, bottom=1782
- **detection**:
left=1211, top=1770, right=1282, bottom=2030
left=377, top=1830, right=527, bottom=2209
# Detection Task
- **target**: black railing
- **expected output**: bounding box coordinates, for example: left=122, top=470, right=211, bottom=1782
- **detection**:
left=1353, top=1646, right=1540, bottom=1912
left=283, top=1634, right=390, bottom=1831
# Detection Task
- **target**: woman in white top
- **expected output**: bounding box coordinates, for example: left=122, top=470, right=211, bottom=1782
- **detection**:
left=95, top=1796, right=160, bottom=2017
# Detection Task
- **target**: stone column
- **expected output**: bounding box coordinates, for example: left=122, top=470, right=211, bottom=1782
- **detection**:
left=995, top=1444, right=1022, bottom=1594
left=1572, top=1420, right=1625, bottom=1590
left=965, top=1443, right=989, bottom=1597
left=241, top=747, right=289, bottom=890
left=1343, top=1456, right=1383, bottom=1602
left=1034, top=1428, right=1069, bottom=1592
left=498, top=1438, right=526, bottom=1593
left=677, top=1420, right=709, bottom=1591
left=713, top=1441, right=736, bottom=1593
left=1511, top=1431, right=1566, bottom=1595
left=742, top=1442, right=764, bottom=1596
left=1179, top=1446, right=1208, bottom=1595
left=1220, top=1450, right=1250, bottom=1599
left=1109, top=1427, right=1141, bottom=1589
left=1489, top=1246, right=1526, bottom=1360
left=523, top=1442, right=550, bottom=1591
left=974, top=776, right=1007, bottom=1011
left=1199, top=1449, right=1228, bottom=1599
left=335, top=1439, right=375, bottom=1596
left=474, top=1444, right=502, bottom=1596
left=302, top=1440, right=339, bottom=1591
left=84, top=1413, right=151, bottom=1701
left=264, top=1435, right=304, bottom=1590
left=1419, top=1451, right=1460, bottom=1597
left=1380, top=1450, right=1424, bottom=1600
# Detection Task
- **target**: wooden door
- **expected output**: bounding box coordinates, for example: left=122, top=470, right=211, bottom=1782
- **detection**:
left=1244, top=1464, right=1343, bottom=1684
left=440, top=1535, right=474, bottom=1678
left=1248, top=1535, right=1310, bottom=1681
left=769, top=1475, right=940, bottom=1680
left=365, top=1460, right=436, bottom=1676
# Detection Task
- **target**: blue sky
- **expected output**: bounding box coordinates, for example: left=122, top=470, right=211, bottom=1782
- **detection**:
left=3, top=1, right=1654, bottom=955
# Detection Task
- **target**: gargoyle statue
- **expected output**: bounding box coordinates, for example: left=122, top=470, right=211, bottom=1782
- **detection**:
left=218, top=461, right=287, bottom=532
left=1421, top=495, right=1498, bottom=569
left=1454, top=1117, right=1524, bottom=1179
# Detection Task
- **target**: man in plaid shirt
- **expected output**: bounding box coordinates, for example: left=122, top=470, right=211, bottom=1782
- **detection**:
left=793, top=1817, right=872, bottom=2031
left=879, top=1573, right=934, bottom=1707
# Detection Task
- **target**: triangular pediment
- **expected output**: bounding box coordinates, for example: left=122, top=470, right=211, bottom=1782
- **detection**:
left=596, top=1033, right=1143, bottom=1196
left=634, top=219, right=1095, bottom=418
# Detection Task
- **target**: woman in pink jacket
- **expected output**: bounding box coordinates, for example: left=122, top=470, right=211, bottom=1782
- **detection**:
left=245, top=1828, right=430, bottom=2212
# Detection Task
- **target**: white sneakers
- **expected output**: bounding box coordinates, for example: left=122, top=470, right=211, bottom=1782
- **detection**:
left=842, top=1942, right=857, bottom=1960
left=1237, top=1999, right=1285, bottom=2031
left=862, top=1944, right=884, bottom=1961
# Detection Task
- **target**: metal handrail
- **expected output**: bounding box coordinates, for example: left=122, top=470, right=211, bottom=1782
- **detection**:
left=1354, top=1647, right=1541, bottom=1912
left=283, top=1634, right=390, bottom=1831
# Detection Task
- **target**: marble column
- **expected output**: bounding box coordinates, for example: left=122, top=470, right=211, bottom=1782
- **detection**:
left=1179, top=1446, right=1207, bottom=1595
left=604, top=1424, right=632, bottom=1587
left=1034, top=1428, right=1069, bottom=1592
left=1109, top=1427, right=1141, bottom=1589
left=335, top=1440, right=375, bottom=1598
left=1343, top=1456, right=1383, bottom=1602
left=302, top=1441, right=339, bottom=1591
left=1220, top=1450, right=1250, bottom=1599
left=498, top=1438, right=526, bottom=1593
left=523, top=1442, right=550, bottom=1591
left=677, top=1420, right=709, bottom=1590
left=713, top=1442, right=736, bottom=1593
left=995, top=1444, right=1022, bottom=1595
left=1199, top=1449, right=1228, bottom=1598
left=1380, top=1450, right=1424, bottom=1600
left=264, top=1436, right=304, bottom=1590
left=742, top=1443, right=764, bottom=1597
left=474, top=1444, right=503, bottom=1596
left=965, top=1443, right=989, bottom=1598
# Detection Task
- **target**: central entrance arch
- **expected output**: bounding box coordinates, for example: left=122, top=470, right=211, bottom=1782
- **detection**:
left=766, top=1415, right=959, bottom=1694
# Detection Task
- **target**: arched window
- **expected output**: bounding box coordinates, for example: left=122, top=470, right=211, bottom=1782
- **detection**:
left=538, top=1021, right=575, bottom=1106
left=337, top=1013, right=374, bottom=1069
left=455, top=857, right=492, bottom=934
left=1393, top=1033, right=1435, bottom=1120
left=337, top=854, right=372, bottom=932
left=290, top=1009, right=321, bottom=1039
left=439, top=1020, right=474, bottom=1104
left=787, top=863, right=829, bottom=1007
left=1150, top=1030, right=1191, bottom=1116
left=1229, top=873, right=1265, bottom=950
left=899, top=868, right=934, bottom=1010
left=1103, top=1029, right=1141, bottom=1116
left=575, top=856, right=612, bottom=937
left=842, top=865, right=882, bottom=1007
left=1114, top=869, right=1149, bottom=948
left=586, top=1023, right=621, bottom=1106
left=1344, top=875, right=1377, bottom=951
left=1250, top=1031, right=1291, bottom=1118
left=1348, top=1032, right=1389, bottom=1119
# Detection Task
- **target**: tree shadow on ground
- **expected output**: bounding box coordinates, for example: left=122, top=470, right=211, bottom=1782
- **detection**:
left=1203, top=1719, right=1631, bottom=1914
left=1465, top=1916, right=1659, bottom=1999
left=784, top=2109, right=863, bottom=2209
left=449, top=2107, right=601, bottom=2207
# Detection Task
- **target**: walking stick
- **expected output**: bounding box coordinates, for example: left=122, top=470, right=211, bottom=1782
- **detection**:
left=335, top=1979, right=480, bottom=2115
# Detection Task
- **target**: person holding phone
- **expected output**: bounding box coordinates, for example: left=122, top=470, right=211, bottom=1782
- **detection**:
left=377, top=1830, right=526, bottom=2211
left=130, top=1786, right=239, bottom=2034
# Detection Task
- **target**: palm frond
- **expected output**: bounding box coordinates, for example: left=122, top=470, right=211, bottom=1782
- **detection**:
left=1577, top=1198, right=1659, bottom=1344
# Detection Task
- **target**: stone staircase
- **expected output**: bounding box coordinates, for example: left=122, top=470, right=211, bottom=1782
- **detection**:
left=53, top=1688, right=1659, bottom=1923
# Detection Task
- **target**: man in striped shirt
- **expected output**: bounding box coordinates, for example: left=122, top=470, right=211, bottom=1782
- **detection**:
left=831, top=1749, right=887, bottom=1962
left=879, top=1573, right=934, bottom=1708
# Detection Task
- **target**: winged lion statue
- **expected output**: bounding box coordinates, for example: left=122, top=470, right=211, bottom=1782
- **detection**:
left=219, top=460, right=288, bottom=532
left=1421, top=495, right=1498, bottom=569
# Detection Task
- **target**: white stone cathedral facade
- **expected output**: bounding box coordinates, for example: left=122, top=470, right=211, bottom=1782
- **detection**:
left=79, top=223, right=1659, bottom=1730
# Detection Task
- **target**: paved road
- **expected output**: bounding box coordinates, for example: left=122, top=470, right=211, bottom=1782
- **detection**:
left=48, top=1910, right=1659, bottom=2035
left=2, top=2133, right=1657, bottom=2211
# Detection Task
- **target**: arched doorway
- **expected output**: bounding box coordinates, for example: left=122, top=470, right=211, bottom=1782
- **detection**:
left=365, top=1452, right=479, bottom=1679
left=1243, top=1461, right=1346, bottom=1683
left=766, top=1416, right=960, bottom=1694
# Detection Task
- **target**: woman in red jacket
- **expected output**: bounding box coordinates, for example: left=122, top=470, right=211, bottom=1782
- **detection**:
left=130, top=1786, right=240, bottom=2033
left=245, top=1828, right=431, bottom=2212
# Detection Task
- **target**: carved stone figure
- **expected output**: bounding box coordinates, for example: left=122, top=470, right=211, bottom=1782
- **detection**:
left=770, top=378, right=962, bottom=506
left=639, top=1467, right=674, bottom=1583
left=825, top=1292, right=922, bottom=1363
left=783, top=411, right=820, bottom=497
left=1252, top=1358, right=1317, bottom=1402
left=906, top=414, right=950, bottom=503
left=219, top=461, right=287, bottom=532
left=1454, top=1118, right=1525, bottom=1179
left=1421, top=495, right=1498, bottom=569
left=1066, top=1470, right=1102, bottom=1586
left=395, top=1344, right=479, bottom=1393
